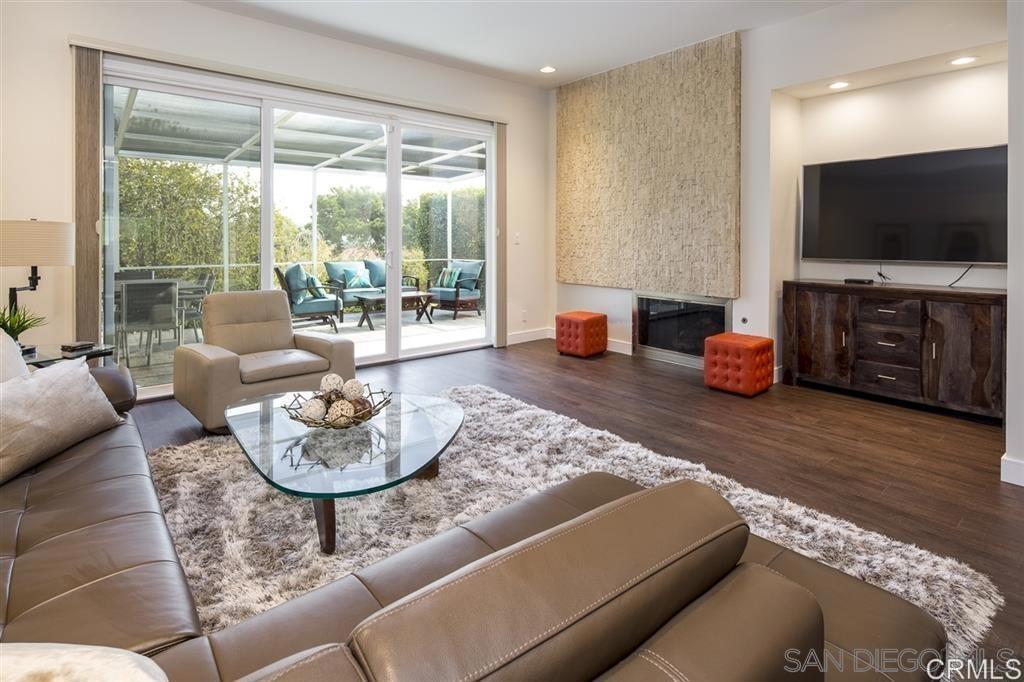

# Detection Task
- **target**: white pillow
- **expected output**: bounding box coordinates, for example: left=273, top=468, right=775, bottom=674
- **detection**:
left=0, top=358, right=122, bottom=484
left=0, top=642, right=167, bottom=681
left=0, top=329, right=29, bottom=383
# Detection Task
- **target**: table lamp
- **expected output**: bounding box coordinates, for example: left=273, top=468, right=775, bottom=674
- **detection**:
left=1, top=219, right=76, bottom=311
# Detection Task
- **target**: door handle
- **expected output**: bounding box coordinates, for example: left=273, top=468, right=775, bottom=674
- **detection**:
left=876, top=341, right=897, bottom=347
left=877, top=308, right=897, bottom=314
left=877, top=374, right=897, bottom=381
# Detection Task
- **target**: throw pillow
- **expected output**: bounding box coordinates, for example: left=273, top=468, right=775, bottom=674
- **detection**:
left=363, top=259, right=387, bottom=288
left=346, top=268, right=372, bottom=289
left=0, top=643, right=167, bottom=682
left=283, top=264, right=310, bottom=304
left=306, top=276, right=329, bottom=299
left=0, top=330, right=29, bottom=383
left=0, top=358, right=122, bottom=484
left=437, top=267, right=461, bottom=288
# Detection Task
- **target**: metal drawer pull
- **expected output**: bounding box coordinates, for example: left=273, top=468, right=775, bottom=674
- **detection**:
left=932, top=342, right=936, bottom=360
left=841, top=331, right=846, bottom=347
left=877, top=308, right=897, bottom=314
left=877, top=374, right=897, bottom=381
left=876, top=341, right=897, bottom=347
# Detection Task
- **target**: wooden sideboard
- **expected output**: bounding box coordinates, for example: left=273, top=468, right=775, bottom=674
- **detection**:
left=781, top=280, right=1006, bottom=419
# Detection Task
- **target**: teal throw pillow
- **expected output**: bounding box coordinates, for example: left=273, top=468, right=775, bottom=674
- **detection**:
left=307, top=276, right=328, bottom=299
left=437, top=267, right=461, bottom=288
left=283, top=264, right=309, bottom=304
left=346, top=268, right=372, bottom=289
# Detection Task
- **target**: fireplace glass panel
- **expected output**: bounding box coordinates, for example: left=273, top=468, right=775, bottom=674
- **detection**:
left=636, top=297, right=726, bottom=357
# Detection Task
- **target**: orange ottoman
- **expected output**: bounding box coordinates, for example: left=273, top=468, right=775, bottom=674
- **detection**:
left=704, top=332, right=774, bottom=397
left=556, top=311, right=607, bottom=358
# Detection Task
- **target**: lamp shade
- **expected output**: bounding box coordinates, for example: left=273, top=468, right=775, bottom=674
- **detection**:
left=0, top=220, right=75, bottom=267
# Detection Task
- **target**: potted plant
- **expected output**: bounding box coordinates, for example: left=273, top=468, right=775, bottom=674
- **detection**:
left=0, top=306, right=46, bottom=351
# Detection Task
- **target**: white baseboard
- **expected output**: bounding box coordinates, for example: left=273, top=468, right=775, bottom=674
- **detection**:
left=507, top=327, right=553, bottom=345
left=1001, top=453, right=1024, bottom=487
left=507, top=327, right=632, bottom=355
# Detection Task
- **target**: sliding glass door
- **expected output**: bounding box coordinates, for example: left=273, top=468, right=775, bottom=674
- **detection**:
left=270, top=107, right=390, bottom=360
left=101, top=84, right=261, bottom=387
left=101, top=57, right=495, bottom=389
left=400, top=128, right=489, bottom=353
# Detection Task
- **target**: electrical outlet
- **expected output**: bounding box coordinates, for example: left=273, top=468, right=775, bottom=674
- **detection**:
left=514, top=232, right=521, bottom=245
left=521, top=309, right=528, bottom=322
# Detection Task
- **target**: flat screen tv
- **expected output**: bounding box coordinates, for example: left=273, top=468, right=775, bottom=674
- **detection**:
left=802, top=146, right=1007, bottom=264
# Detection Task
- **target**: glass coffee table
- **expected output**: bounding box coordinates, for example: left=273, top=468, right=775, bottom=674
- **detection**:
left=225, top=392, right=464, bottom=554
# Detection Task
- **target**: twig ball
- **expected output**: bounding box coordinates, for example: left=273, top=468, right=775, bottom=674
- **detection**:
left=320, top=373, right=346, bottom=392
left=299, top=397, right=327, bottom=421
left=341, top=378, right=365, bottom=400
left=326, top=399, right=355, bottom=426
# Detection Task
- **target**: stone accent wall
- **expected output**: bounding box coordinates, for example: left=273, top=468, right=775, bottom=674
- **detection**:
left=556, top=32, right=741, bottom=299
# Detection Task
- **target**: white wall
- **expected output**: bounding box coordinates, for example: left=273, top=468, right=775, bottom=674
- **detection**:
left=797, top=62, right=1008, bottom=290
left=739, top=0, right=1006, bottom=341
left=0, top=0, right=552, bottom=347
left=1003, top=0, right=1023, bottom=487
left=768, top=92, right=803, bottom=347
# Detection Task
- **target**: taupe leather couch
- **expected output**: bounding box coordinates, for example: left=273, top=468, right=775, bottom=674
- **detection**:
left=3, top=373, right=945, bottom=680
left=173, top=290, right=355, bottom=431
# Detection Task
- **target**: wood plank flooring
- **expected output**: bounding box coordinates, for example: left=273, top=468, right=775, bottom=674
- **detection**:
left=133, top=340, right=1023, bottom=655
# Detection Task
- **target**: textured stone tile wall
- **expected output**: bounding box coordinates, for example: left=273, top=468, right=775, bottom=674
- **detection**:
left=556, top=32, right=741, bottom=299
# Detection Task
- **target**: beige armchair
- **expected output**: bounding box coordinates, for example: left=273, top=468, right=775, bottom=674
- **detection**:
left=173, top=290, right=355, bottom=431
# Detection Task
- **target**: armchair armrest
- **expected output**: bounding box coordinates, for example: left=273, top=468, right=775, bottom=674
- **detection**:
left=294, top=332, right=355, bottom=379
left=173, top=344, right=242, bottom=431
left=90, top=365, right=137, bottom=413
left=401, top=275, right=420, bottom=290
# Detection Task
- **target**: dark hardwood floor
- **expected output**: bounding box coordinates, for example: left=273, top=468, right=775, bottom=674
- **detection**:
left=133, top=339, right=1023, bottom=655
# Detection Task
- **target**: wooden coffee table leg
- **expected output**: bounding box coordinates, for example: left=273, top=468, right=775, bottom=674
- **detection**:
left=416, top=457, right=440, bottom=480
left=312, top=498, right=336, bottom=554
left=357, top=300, right=374, bottom=331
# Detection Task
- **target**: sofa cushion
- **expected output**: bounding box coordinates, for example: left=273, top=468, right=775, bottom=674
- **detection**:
left=283, top=264, right=310, bottom=305
left=340, top=287, right=383, bottom=305
left=306, top=275, right=328, bottom=299
left=239, top=349, right=329, bottom=384
left=0, top=416, right=201, bottom=654
left=740, top=535, right=946, bottom=679
left=450, top=259, right=484, bottom=289
left=348, top=480, right=748, bottom=682
left=600, top=563, right=824, bottom=682
left=428, top=287, right=481, bottom=302
left=203, top=290, right=295, bottom=356
left=363, top=259, right=387, bottom=288
left=0, top=359, right=122, bottom=484
left=324, top=261, right=364, bottom=286
left=292, top=297, right=337, bottom=315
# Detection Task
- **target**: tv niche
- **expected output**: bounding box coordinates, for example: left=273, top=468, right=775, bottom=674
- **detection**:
left=802, top=145, right=1008, bottom=264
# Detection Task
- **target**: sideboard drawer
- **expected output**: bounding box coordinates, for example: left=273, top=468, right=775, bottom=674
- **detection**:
left=857, top=297, right=921, bottom=328
left=853, top=360, right=921, bottom=398
left=856, top=328, right=921, bottom=367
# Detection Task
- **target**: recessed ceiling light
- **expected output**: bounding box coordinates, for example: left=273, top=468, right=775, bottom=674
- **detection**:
left=829, top=81, right=849, bottom=90
left=949, top=56, right=977, bottom=66
left=539, top=66, right=557, bottom=74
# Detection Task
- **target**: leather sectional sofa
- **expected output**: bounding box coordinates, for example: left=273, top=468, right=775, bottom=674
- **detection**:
left=2, top=368, right=946, bottom=681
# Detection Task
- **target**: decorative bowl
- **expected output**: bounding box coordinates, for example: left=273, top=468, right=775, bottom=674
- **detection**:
left=283, top=383, right=392, bottom=430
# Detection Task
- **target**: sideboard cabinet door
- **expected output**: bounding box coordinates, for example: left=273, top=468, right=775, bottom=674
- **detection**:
left=922, top=301, right=1004, bottom=417
left=796, top=290, right=853, bottom=385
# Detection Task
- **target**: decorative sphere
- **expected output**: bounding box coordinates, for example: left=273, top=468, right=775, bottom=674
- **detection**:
left=341, top=378, right=365, bottom=400
left=300, top=398, right=327, bottom=421
left=348, top=397, right=372, bottom=421
left=326, top=399, right=355, bottom=426
left=320, top=373, right=346, bottom=392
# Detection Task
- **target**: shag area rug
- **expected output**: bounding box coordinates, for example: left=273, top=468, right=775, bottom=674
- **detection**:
left=150, top=384, right=1001, bottom=657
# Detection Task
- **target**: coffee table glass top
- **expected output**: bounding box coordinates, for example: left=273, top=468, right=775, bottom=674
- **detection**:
left=225, top=392, right=463, bottom=499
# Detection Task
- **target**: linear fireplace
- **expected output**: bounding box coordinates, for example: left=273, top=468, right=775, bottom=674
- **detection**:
left=634, top=293, right=730, bottom=368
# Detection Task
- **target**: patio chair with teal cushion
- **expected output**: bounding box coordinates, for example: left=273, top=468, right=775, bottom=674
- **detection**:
left=427, top=259, right=484, bottom=320
left=274, top=265, right=341, bottom=331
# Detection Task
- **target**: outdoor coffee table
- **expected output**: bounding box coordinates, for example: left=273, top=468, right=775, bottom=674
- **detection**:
left=224, top=392, right=464, bottom=554
left=353, top=291, right=433, bottom=331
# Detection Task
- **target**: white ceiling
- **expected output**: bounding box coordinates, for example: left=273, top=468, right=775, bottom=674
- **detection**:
left=196, top=0, right=839, bottom=87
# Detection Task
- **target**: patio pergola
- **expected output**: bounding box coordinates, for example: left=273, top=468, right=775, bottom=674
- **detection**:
left=105, top=85, right=486, bottom=290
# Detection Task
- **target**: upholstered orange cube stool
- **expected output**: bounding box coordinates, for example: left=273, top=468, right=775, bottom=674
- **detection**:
left=556, top=311, right=608, bottom=358
left=704, top=332, right=774, bottom=397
